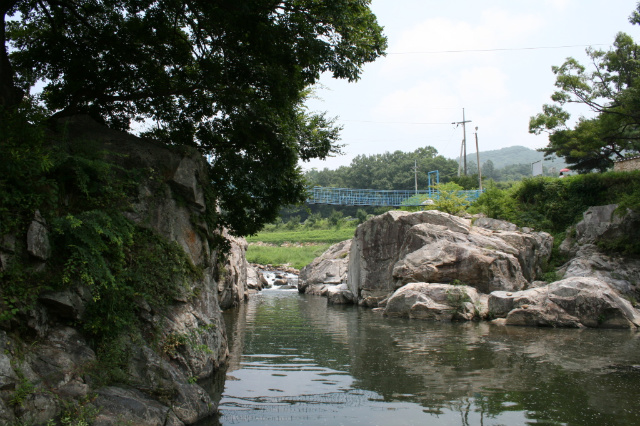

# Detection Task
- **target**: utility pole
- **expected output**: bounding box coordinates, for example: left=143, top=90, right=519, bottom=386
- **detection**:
left=452, top=108, right=472, bottom=175
left=457, top=140, right=463, bottom=177
left=414, top=160, right=418, bottom=194
left=475, top=127, right=482, bottom=191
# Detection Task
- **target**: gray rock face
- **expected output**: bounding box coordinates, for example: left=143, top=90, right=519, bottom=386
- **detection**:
left=488, top=204, right=640, bottom=330
left=576, top=204, right=637, bottom=245
left=218, top=234, right=249, bottom=310
left=247, top=265, right=267, bottom=291
left=26, top=211, right=50, bottom=261
left=93, top=387, right=185, bottom=426
left=384, top=283, right=487, bottom=321
left=561, top=204, right=640, bottom=256
left=38, top=288, right=89, bottom=321
left=169, top=157, right=206, bottom=211
left=556, top=204, right=640, bottom=299
left=558, top=244, right=640, bottom=296
left=489, top=277, right=640, bottom=328
left=347, top=210, right=552, bottom=306
left=473, top=217, right=518, bottom=232
left=299, top=240, right=352, bottom=303
left=0, top=116, right=248, bottom=425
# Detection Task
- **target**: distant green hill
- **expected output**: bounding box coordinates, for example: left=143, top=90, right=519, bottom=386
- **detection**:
left=456, top=145, right=567, bottom=171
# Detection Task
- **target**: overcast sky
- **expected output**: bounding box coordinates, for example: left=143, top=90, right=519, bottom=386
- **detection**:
left=302, top=0, right=640, bottom=171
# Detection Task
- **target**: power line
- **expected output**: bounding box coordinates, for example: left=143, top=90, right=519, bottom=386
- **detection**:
left=388, top=43, right=609, bottom=55
left=341, top=119, right=451, bottom=125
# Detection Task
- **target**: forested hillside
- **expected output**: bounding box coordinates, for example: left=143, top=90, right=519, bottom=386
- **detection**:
left=463, top=145, right=567, bottom=170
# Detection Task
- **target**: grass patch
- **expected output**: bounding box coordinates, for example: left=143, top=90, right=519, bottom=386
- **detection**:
left=246, top=244, right=332, bottom=270
left=246, top=228, right=356, bottom=245
left=246, top=228, right=356, bottom=269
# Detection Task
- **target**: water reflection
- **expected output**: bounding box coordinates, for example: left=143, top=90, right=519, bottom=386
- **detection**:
left=217, top=289, right=640, bottom=426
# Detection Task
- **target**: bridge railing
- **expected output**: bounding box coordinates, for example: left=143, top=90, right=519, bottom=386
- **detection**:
left=306, top=187, right=483, bottom=207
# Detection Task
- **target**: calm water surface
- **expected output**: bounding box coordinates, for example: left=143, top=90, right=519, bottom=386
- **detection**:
left=213, top=289, right=640, bottom=426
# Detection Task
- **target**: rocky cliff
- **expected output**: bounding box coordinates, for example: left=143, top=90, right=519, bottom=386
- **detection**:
left=299, top=208, right=640, bottom=328
left=0, top=116, right=249, bottom=425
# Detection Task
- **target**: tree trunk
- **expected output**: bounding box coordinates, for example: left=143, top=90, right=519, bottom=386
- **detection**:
left=1, top=2, right=23, bottom=110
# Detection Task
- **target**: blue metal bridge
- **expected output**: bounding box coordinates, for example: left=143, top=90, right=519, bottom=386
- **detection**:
left=305, top=187, right=483, bottom=207
left=304, top=171, right=482, bottom=207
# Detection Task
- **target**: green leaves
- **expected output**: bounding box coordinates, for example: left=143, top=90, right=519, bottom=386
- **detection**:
left=530, top=11, right=640, bottom=172
left=53, top=211, right=133, bottom=291
left=3, top=0, right=387, bottom=235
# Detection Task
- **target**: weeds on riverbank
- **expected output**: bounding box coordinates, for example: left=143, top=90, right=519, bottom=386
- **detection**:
left=246, top=225, right=357, bottom=269
left=246, top=244, right=333, bottom=270
left=246, top=228, right=356, bottom=245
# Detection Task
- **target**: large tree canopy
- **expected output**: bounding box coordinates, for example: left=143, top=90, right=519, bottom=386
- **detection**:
left=529, top=7, right=640, bottom=173
left=1, top=0, right=387, bottom=235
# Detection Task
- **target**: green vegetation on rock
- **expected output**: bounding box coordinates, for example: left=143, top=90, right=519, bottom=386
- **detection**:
left=471, top=171, right=640, bottom=255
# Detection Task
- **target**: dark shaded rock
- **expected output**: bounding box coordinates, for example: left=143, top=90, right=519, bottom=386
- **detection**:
left=93, top=387, right=184, bottom=426
left=26, top=211, right=50, bottom=261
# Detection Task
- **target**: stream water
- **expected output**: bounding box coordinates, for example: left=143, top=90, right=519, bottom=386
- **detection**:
left=212, top=288, right=640, bottom=426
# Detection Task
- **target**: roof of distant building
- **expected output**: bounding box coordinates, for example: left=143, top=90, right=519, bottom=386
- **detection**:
left=614, top=155, right=640, bottom=163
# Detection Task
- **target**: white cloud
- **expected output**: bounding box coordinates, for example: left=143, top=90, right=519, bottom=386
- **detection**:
left=371, top=80, right=460, bottom=123
left=544, top=0, right=574, bottom=12
left=456, top=67, right=509, bottom=104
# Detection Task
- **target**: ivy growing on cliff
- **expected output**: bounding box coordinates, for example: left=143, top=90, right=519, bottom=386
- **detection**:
left=0, top=113, right=202, bottom=362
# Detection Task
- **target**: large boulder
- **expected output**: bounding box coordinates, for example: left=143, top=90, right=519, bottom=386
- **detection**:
left=384, top=282, right=488, bottom=321
left=489, top=277, right=640, bottom=329
left=246, top=265, right=268, bottom=291
left=557, top=204, right=640, bottom=299
left=217, top=234, right=249, bottom=310
left=299, top=240, right=353, bottom=303
left=347, top=211, right=553, bottom=306
left=558, top=244, right=640, bottom=297
left=326, top=283, right=356, bottom=305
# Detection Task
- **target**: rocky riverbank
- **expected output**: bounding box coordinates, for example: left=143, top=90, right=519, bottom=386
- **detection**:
left=299, top=208, right=640, bottom=328
left=0, top=116, right=250, bottom=425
